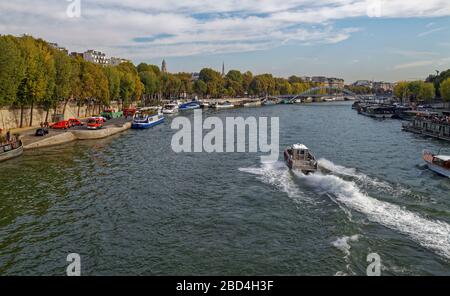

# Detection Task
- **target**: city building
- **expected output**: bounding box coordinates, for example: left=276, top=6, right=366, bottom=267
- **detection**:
left=353, top=80, right=373, bottom=88
left=327, top=78, right=345, bottom=89
left=191, top=72, right=200, bottom=81
left=49, top=42, right=68, bottom=55
left=311, top=76, right=327, bottom=84
left=373, top=81, right=395, bottom=92
left=162, top=59, right=167, bottom=73
left=110, top=57, right=128, bottom=66
left=70, top=52, right=83, bottom=59
left=83, top=50, right=110, bottom=66
left=310, top=76, right=345, bottom=89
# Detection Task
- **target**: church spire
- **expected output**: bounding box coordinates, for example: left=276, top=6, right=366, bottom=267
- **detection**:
left=162, top=59, right=167, bottom=73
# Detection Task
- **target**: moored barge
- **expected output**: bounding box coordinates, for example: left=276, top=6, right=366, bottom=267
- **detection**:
left=403, top=119, right=450, bottom=142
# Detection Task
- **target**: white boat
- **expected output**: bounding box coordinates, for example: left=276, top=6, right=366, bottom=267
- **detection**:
left=162, top=103, right=179, bottom=114
left=212, top=101, right=235, bottom=109
left=0, top=140, right=23, bottom=162
left=244, top=101, right=262, bottom=107
left=423, top=150, right=450, bottom=178
left=284, top=143, right=318, bottom=174
left=132, top=108, right=165, bottom=129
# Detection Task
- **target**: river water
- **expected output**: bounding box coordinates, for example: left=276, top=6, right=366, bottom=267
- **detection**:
left=1, top=102, right=449, bottom=275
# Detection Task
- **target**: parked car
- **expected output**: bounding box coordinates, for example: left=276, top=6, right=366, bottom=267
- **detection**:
left=68, top=118, right=83, bottom=127
left=35, top=128, right=49, bottom=137
left=87, top=117, right=104, bottom=130
left=51, top=120, right=70, bottom=130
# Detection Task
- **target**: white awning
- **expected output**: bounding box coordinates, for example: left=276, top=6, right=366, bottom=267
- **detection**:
left=436, top=155, right=450, bottom=161
left=293, top=144, right=308, bottom=150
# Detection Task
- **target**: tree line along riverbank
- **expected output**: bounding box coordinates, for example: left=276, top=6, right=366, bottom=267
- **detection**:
left=0, top=34, right=323, bottom=131
left=2, top=34, right=450, bottom=131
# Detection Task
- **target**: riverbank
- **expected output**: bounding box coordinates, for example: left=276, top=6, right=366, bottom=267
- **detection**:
left=22, top=119, right=132, bottom=150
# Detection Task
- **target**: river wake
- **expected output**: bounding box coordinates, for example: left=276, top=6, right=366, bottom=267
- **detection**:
left=240, top=159, right=450, bottom=260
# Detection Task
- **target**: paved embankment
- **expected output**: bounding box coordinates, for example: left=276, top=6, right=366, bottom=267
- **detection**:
left=23, top=121, right=132, bottom=150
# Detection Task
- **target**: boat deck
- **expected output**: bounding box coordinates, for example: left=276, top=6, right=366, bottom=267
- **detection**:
left=403, top=120, right=450, bottom=142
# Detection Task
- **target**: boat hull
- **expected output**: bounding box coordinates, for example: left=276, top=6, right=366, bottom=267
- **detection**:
left=426, top=162, right=450, bottom=178
left=0, top=144, right=23, bottom=162
left=213, top=104, right=234, bottom=109
left=132, top=117, right=165, bottom=129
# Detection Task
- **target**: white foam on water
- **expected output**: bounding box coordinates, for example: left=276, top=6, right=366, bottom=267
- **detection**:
left=300, top=171, right=450, bottom=260
left=318, top=158, right=414, bottom=198
left=332, top=235, right=360, bottom=257
left=239, top=161, right=313, bottom=203
left=332, top=234, right=360, bottom=276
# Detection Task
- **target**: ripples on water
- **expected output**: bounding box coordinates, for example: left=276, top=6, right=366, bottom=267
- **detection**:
left=1, top=102, right=449, bottom=275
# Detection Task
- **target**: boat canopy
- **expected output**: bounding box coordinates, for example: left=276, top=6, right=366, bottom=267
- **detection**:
left=435, top=155, right=450, bottom=162
left=292, top=144, right=308, bottom=150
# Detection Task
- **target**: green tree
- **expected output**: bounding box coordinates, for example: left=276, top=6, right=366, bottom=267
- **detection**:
left=199, top=68, right=223, bottom=98
left=0, top=35, right=25, bottom=107
left=242, top=71, right=253, bottom=96
left=393, top=81, right=409, bottom=103
left=417, top=82, right=435, bottom=102
left=53, top=49, right=72, bottom=118
left=194, top=80, right=207, bottom=99
left=226, top=70, right=244, bottom=96
left=440, top=78, right=450, bottom=106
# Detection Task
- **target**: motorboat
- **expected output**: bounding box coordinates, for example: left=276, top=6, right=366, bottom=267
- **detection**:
left=132, top=108, right=165, bottom=129
left=179, top=101, right=201, bottom=111
left=284, top=144, right=318, bottom=174
left=0, top=140, right=23, bottom=162
left=243, top=100, right=262, bottom=107
left=212, top=101, right=235, bottom=109
left=262, top=99, right=278, bottom=106
left=200, top=102, right=210, bottom=109
left=162, top=103, right=179, bottom=114
left=423, top=150, right=450, bottom=178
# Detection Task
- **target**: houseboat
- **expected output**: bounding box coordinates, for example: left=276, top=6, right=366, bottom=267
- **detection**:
left=423, top=150, right=450, bottom=178
left=284, top=144, right=318, bottom=175
left=403, top=118, right=450, bottom=142
left=396, top=110, right=437, bottom=121
left=0, top=140, right=23, bottom=162
left=179, top=101, right=201, bottom=111
left=359, top=105, right=396, bottom=119
left=132, top=108, right=165, bottom=129
left=162, top=103, right=179, bottom=114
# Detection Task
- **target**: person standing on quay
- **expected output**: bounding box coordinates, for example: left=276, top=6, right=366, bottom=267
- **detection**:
left=6, top=130, right=11, bottom=143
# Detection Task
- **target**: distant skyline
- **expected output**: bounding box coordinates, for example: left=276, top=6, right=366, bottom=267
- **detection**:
left=1, top=0, right=449, bottom=82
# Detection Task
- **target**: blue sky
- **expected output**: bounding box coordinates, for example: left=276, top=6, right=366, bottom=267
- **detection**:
left=0, top=0, right=449, bottom=83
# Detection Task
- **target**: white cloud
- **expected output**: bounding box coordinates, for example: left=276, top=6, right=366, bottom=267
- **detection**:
left=393, top=60, right=434, bottom=70
left=418, top=27, right=446, bottom=37
left=0, top=0, right=449, bottom=61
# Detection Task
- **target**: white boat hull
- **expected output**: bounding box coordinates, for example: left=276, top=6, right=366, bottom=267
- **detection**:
left=426, top=163, right=450, bottom=178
